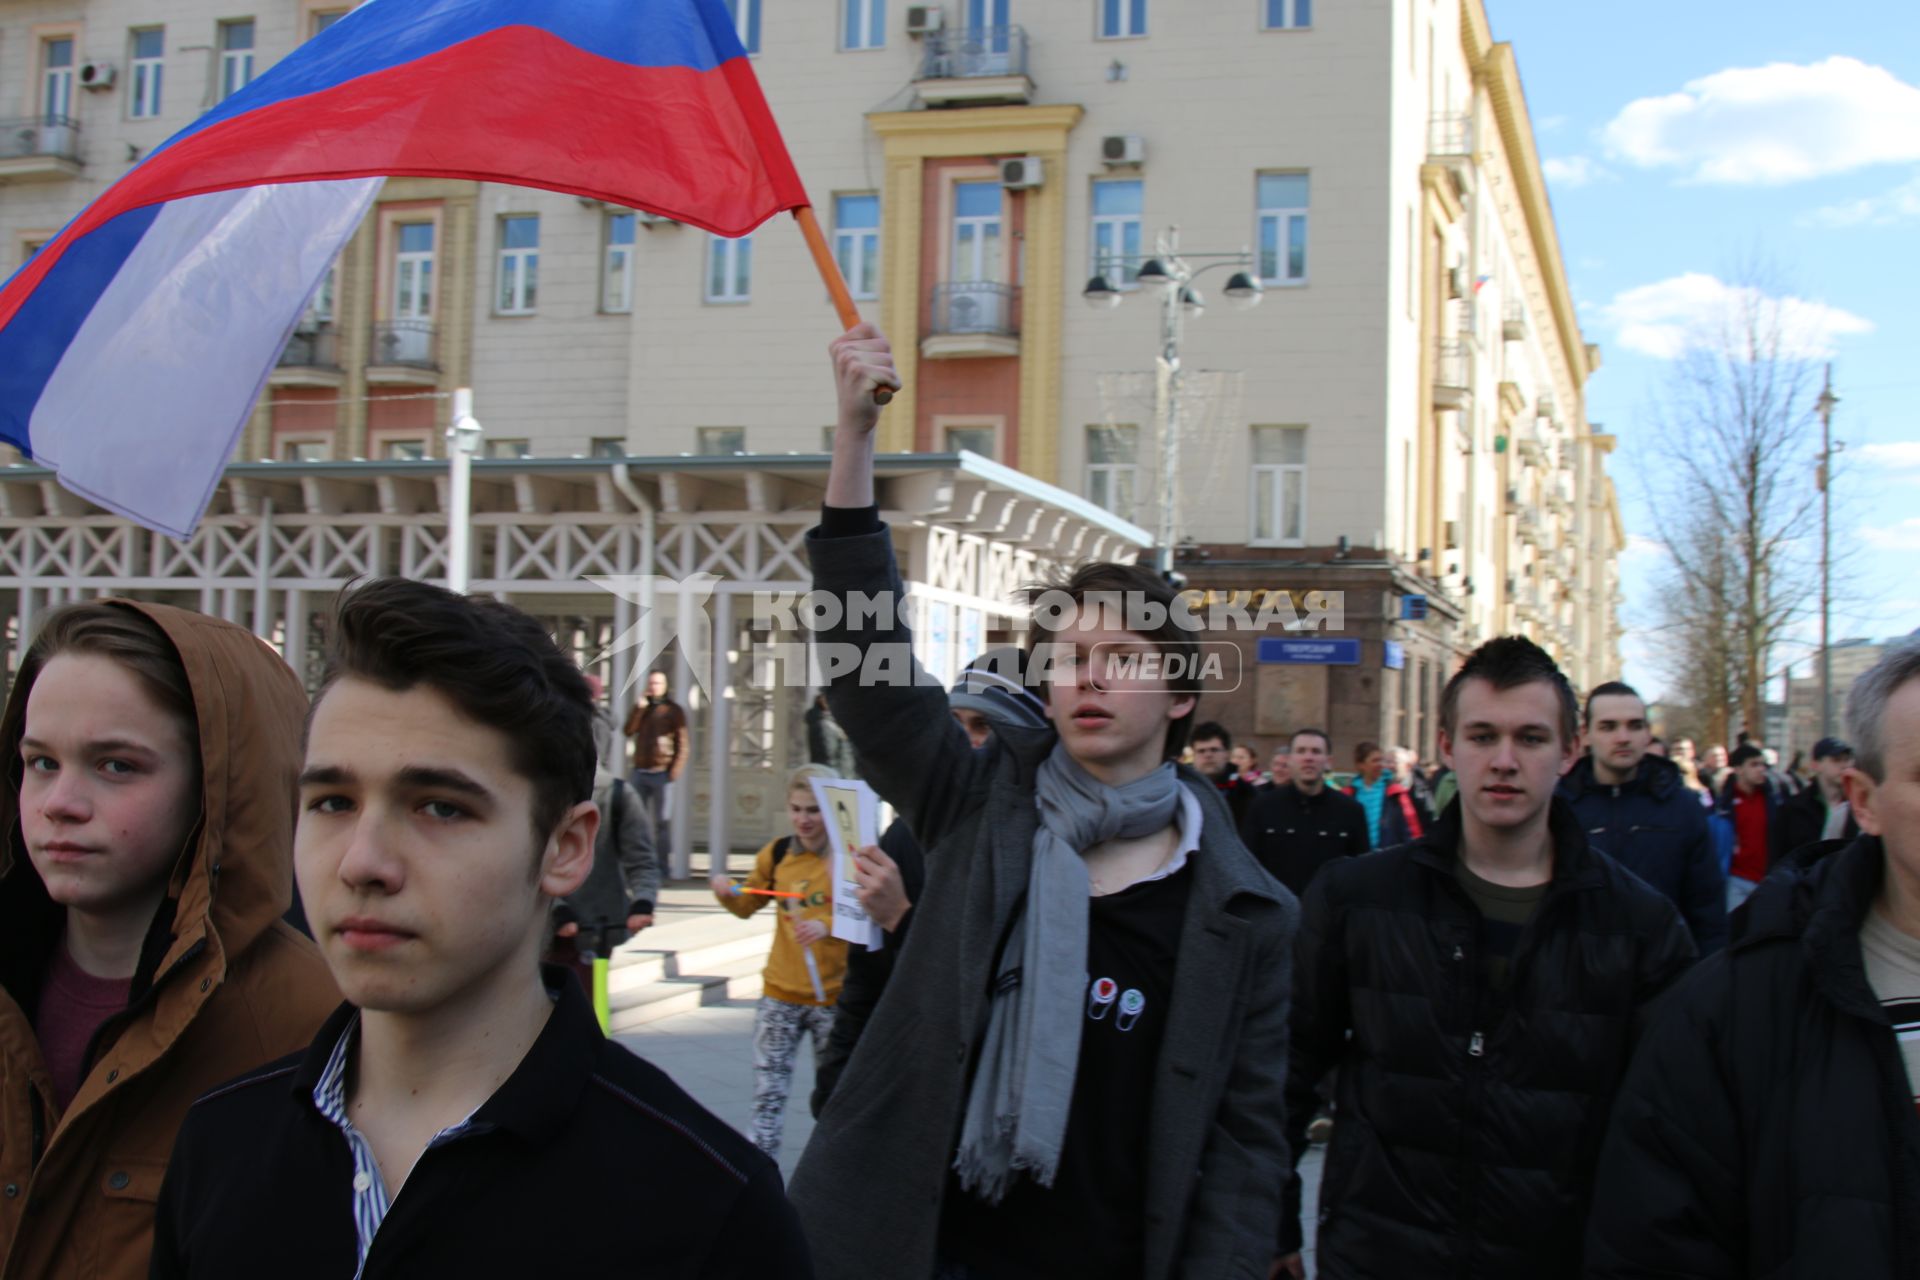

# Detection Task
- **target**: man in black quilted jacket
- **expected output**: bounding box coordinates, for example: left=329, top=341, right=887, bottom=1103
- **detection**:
left=1585, top=640, right=1920, bottom=1277
left=1276, top=637, right=1695, bottom=1279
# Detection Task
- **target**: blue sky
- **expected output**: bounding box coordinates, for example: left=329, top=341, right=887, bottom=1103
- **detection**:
left=1484, top=0, right=1920, bottom=699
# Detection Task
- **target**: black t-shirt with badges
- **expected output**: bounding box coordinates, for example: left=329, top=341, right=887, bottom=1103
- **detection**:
left=938, top=864, right=1194, bottom=1279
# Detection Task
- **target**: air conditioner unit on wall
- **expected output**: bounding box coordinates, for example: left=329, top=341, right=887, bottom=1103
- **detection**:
left=905, top=5, right=945, bottom=36
left=80, top=61, right=117, bottom=90
left=1000, top=156, right=1044, bottom=189
left=1102, top=135, right=1145, bottom=166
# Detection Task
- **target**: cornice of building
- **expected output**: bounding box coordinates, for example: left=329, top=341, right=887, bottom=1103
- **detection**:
left=1460, top=1, right=1593, bottom=397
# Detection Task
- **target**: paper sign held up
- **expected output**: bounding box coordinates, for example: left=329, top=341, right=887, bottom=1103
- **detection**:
left=809, top=777, right=883, bottom=951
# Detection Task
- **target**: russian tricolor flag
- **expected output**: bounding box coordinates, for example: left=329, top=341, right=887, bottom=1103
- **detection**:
left=0, top=0, right=807, bottom=538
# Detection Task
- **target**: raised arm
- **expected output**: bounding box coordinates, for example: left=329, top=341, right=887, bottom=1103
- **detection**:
left=807, top=327, right=996, bottom=847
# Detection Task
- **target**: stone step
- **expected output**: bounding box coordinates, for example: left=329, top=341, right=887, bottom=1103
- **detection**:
left=606, top=954, right=767, bottom=1034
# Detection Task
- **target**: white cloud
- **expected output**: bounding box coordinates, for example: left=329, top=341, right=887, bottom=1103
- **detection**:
left=1622, top=534, right=1670, bottom=564
left=1861, top=518, right=1920, bottom=552
left=1601, top=56, right=1920, bottom=184
left=1542, top=155, right=1613, bottom=188
left=1805, top=173, right=1920, bottom=227
left=1536, top=114, right=1568, bottom=134
left=1599, top=272, right=1873, bottom=360
left=1857, top=442, right=1920, bottom=471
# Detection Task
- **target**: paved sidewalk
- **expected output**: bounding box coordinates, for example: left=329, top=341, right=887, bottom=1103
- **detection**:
left=618, top=998, right=1324, bottom=1274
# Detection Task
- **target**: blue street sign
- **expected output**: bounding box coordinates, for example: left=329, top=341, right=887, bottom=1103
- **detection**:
left=1383, top=640, right=1406, bottom=670
left=1400, top=595, right=1429, bottom=621
left=1257, top=638, right=1361, bottom=665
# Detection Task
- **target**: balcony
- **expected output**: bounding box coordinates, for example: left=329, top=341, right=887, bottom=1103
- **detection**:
left=270, top=324, right=344, bottom=388
left=921, top=282, right=1020, bottom=359
left=1432, top=340, right=1471, bottom=410
left=916, top=27, right=1033, bottom=105
left=1457, top=297, right=1480, bottom=348
left=1503, top=299, right=1527, bottom=342
left=367, top=320, right=438, bottom=384
left=0, top=116, right=81, bottom=182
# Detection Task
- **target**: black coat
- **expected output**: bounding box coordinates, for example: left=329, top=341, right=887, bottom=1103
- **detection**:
left=1585, top=835, right=1920, bottom=1278
left=1284, top=798, right=1695, bottom=1278
left=1238, top=783, right=1370, bottom=899
left=1557, top=754, right=1728, bottom=954
left=810, top=816, right=925, bottom=1117
left=1770, top=782, right=1859, bottom=868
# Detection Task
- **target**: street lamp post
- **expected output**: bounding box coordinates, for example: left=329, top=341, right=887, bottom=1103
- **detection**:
left=1815, top=365, right=1840, bottom=737
left=1085, top=226, right=1262, bottom=580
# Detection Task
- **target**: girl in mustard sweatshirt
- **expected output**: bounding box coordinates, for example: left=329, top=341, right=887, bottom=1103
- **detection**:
left=711, top=764, right=848, bottom=1157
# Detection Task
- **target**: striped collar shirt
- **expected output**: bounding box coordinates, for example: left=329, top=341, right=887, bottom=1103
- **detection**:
left=311, top=1014, right=487, bottom=1278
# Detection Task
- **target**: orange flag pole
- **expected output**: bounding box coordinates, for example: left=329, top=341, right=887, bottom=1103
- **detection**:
left=793, top=205, right=895, bottom=406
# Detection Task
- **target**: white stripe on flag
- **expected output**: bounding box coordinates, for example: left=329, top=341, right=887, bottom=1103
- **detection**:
left=30, top=177, right=382, bottom=538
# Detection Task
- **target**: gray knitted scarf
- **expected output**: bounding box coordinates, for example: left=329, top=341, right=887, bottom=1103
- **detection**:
left=953, top=744, right=1182, bottom=1202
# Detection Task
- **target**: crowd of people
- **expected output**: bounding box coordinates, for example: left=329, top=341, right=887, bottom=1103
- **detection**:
left=1, top=323, right=1916, bottom=1278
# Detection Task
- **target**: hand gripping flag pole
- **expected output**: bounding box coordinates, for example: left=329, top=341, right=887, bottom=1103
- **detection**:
left=792, top=207, right=896, bottom=407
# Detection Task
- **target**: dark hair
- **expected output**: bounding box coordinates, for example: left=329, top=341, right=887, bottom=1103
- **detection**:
left=1583, top=680, right=1644, bottom=725
left=20, top=602, right=199, bottom=739
left=314, top=578, right=596, bottom=840
left=1354, top=740, right=1381, bottom=765
left=1024, top=561, right=1200, bottom=760
left=1190, top=721, right=1231, bottom=749
left=1729, top=743, right=1764, bottom=767
left=1290, top=728, right=1330, bottom=752
left=1439, top=636, right=1579, bottom=746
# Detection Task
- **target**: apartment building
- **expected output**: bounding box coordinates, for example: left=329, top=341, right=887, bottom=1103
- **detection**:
left=0, top=0, right=1621, bottom=764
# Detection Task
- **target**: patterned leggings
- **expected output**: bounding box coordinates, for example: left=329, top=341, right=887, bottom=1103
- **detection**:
left=750, top=996, right=835, bottom=1158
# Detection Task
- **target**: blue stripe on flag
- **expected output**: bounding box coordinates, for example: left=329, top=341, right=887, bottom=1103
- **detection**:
left=157, top=0, right=745, bottom=160
left=0, top=204, right=162, bottom=458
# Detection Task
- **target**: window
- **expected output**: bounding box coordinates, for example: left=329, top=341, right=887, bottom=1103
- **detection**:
left=393, top=222, right=435, bottom=319
left=844, top=0, right=885, bottom=49
left=1263, top=0, right=1311, bottom=28
left=304, top=261, right=337, bottom=325
left=311, top=9, right=348, bottom=36
left=42, top=38, right=75, bottom=123
left=219, top=21, right=256, bottom=101
left=282, top=438, right=331, bottom=461
left=591, top=437, right=627, bottom=457
left=698, top=427, right=746, bottom=455
left=723, top=0, right=761, bottom=54
left=603, top=212, right=636, bottom=312
left=129, top=28, right=164, bottom=118
left=1100, top=0, right=1147, bottom=38
left=834, top=194, right=880, bottom=301
left=497, top=215, right=539, bottom=314
left=486, top=439, right=531, bottom=459
left=945, top=424, right=997, bottom=459
left=1257, top=172, right=1309, bottom=284
left=1091, top=179, right=1142, bottom=286
left=384, top=438, right=428, bottom=461
left=952, top=181, right=1003, bottom=282
left=1250, top=426, right=1307, bottom=544
left=1085, top=425, right=1139, bottom=516
left=706, top=234, right=751, bottom=302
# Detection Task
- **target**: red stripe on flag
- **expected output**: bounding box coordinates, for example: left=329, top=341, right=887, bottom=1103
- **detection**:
left=1, top=26, right=807, bottom=334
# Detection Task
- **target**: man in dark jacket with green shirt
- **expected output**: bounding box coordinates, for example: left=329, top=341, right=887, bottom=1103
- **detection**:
left=792, top=324, right=1298, bottom=1280
left=1557, top=681, right=1726, bottom=953
left=1586, top=640, right=1920, bottom=1277
left=1278, top=638, right=1694, bottom=1279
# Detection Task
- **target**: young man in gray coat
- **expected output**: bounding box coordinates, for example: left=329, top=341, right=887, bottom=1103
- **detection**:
left=790, top=325, right=1299, bottom=1280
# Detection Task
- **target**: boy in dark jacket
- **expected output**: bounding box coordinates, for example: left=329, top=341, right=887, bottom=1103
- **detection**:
left=1557, top=681, right=1727, bottom=953
left=1239, top=728, right=1370, bottom=897
left=1279, top=638, right=1693, bottom=1280
left=151, top=579, right=806, bottom=1278
left=792, top=325, right=1298, bottom=1280
left=1586, top=640, right=1920, bottom=1277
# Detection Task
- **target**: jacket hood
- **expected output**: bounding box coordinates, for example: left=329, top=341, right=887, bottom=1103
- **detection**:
left=1560, top=751, right=1681, bottom=801
left=0, top=601, right=308, bottom=990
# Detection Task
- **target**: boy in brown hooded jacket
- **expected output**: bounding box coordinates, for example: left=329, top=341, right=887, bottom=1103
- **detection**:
left=0, top=601, right=337, bottom=1279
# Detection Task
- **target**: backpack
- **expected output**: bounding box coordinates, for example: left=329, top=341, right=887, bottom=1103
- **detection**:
left=769, top=834, right=794, bottom=873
